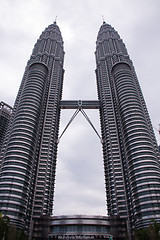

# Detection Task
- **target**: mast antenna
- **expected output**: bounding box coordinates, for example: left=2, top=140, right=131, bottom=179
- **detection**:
left=54, top=16, right=57, bottom=24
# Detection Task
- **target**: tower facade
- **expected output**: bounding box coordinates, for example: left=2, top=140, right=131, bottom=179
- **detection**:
left=0, top=22, right=64, bottom=231
left=95, top=22, right=160, bottom=231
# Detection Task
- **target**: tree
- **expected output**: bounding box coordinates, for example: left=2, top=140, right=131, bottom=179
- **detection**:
left=0, top=213, right=28, bottom=240
left=133, top=219, right=160, bottom=240
left=0, top=213, right=10, bottom=240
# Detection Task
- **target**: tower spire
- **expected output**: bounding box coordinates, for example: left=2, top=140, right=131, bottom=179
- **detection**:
left=102, top=15, right=105, bottom=23
left=54, top=15, right=57, bottom=24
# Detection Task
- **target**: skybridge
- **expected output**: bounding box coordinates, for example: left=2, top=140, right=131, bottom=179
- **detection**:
left=60, top=100, right=100, bottom=109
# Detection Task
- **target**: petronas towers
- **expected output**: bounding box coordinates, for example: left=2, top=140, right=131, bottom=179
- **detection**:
left=0, top=21, right=160, bottom=239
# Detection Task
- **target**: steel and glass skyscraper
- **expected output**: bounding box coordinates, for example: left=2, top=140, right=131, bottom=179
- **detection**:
left=0, top=21, right=160, bottom=239
left=0, top=22, right=64, bottom=233
left=0, top=102, right=12, bottom=153
left=95, top=22, right=160, bottom=232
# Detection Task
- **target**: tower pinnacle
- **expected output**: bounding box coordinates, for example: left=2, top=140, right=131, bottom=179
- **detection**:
left=54, top=15, right=57, bottom=24
left=102, top=15, right=106, bottom=24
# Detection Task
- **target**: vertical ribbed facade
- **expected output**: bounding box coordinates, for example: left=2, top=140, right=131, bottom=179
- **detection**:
left=0, top=22, right=64, bottom=231
left=95, top=22, right=160, bottom=231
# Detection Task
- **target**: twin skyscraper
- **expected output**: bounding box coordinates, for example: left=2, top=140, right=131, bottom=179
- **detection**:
left=0, top=22, right=159, bottom=239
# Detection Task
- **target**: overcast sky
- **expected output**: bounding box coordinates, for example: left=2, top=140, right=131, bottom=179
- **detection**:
left=0, top=0, right=160, bottom=217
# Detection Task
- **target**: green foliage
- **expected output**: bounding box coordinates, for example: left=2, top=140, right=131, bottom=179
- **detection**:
left=133, top=219, right=160, bottom=240
left=0, top=214, right=28, bottom=240
left=0, top=213, right=10, bottom=240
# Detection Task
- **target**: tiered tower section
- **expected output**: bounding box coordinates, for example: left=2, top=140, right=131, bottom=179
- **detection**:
left=95, top=22, right=160, bottom=231
left=0, top=22, right=64, bottom=231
